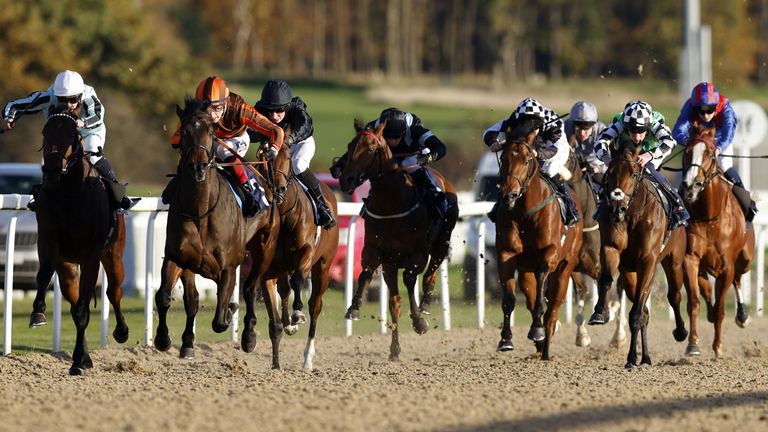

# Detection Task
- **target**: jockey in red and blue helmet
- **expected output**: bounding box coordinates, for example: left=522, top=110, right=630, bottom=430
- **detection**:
left=672, top=82, right=737, bottom=155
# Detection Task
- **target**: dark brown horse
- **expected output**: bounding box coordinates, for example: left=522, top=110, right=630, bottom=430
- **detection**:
left=242, top=142, right=339, bottom=369
left=338, top=119, right=458, bottom=361
left=495, top=122, right=582, bottom=360
left=590, top=145, right=688, bottom=368
left=564, top=140, right=628, bottom=348
left=154, top=99, right=273, bottom=358
left=32, top=109, right=128, bottom=375
left=680, top=124, right=754, bottom=357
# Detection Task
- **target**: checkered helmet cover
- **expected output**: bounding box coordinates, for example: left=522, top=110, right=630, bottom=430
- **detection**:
left=515, top=98, right=547, bottom=119
left=622, top=100, right=653, bottom=128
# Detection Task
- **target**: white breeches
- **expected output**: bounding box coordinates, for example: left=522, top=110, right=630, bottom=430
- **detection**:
left=83, top=133, right=106, bottom=165
left=215, top=130, right=250, bottom=161
left=291, top=136, right=316, bottom=175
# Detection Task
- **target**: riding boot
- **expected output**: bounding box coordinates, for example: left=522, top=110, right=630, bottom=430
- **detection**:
left=411, top=168, right=447, bottom=219
left=554, top=176, right=581, bottom=226
left=661, top=181, right=689, bottom=230
left=725, top=167, right=758, bottom=222
left=242, top=178, right=268, bottom=216
left=298, top=169, right=337, bottom=229
left=487, top=199, right=499, bottom=223
left=94, top=157, right=133, bottom=210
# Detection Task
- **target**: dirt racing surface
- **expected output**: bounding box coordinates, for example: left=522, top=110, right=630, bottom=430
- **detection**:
left=1, top=317, right=767, bottom=432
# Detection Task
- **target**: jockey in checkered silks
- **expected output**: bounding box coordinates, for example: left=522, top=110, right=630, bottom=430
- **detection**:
left=595, top=100, right=690, bottom=230
left=483, top=97, right=581, bottom=226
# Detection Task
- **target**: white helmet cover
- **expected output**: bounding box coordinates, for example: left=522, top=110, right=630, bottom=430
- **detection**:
left=53, top=70, right=85, bottom=97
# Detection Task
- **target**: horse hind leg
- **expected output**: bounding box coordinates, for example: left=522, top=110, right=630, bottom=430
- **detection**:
left=263, top=279, right=284, bottom=369
left=383, top=267, right=402, bottom=361
left=304, top=262, right=331, bottom=370
left=610, top=276, right=629, bottom=349
left=101, top=248, right=128, bottom=343
left=733, top=278, right=750, bottom=328
left=70, top=260, right=99, bottom=375
left=280, top=274, right=301, bottom=336
left=418, top=260, right=439, bottom=315
left=572, top=272, right=591, bottom=347
left=289, top=271, right=308, bottom=330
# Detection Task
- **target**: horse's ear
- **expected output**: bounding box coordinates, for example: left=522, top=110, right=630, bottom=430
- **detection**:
left=354, top=118, right=364, bottom=132
left=176, top=105, right=184, bottom=120
left=374, top=120, right=386, bottom=136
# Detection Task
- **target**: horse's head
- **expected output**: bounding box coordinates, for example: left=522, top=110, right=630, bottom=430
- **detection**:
left=176, top=98, right=217, bottom=183
left=603, top=146, right=643, bottom=223
left=338, top=119, right=395, bottom=194
left=41, top=105, right=81, bottom=184
left=271, top=141, right=293, bottom=205
left=681, top=124, right=718, bottom=203
left=498, top=118, right=540, bottom=208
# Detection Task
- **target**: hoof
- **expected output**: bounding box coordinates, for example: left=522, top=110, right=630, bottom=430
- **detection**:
left=284, top=325, right=298, bottom=336
left=735, top=314, right=751, bottom=329
left=672, top=327, right=688, bottom=342
left=418, top=302, right=432, bottom=315
left=534, top=339, right=545, bottom=353
left=344, top=307, right=360, bottom=320
left=575, top=333, right=591, bottom=348
left=497, top=339, right=514, bottom=352
left=113, top=325, right=129, bottom=344
left=290, top=310, right=307, bottom=326
left=154, top=333, right=172, bottom=352
left=640, top=357, right=652, bottom=366
left=412, top=316, right=429, bottom=335
left=624, top=362, right=637, bottom=370
left=527, top=326, right=545, bottom=342
left=83, top=354, right=93, bottom=369
left=29, top=312, right=47, bottom=328
left=685, top=344, right=701, bottom=356
left=388, top=353, right=400, bottom=362
left=588, top=312, right=607, bottom=325
left=241, top=332, right=257, bottom=353
left=179, top=347, right=195, bottom=359
left=69, top=366, right=86, bottom=376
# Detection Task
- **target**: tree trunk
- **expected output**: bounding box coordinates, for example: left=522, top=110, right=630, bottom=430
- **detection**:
left=386, top=0, right=402, bottom=76
left=232, top=0, right=253, bottom=71
left=313, top=0, right=327, bottom=77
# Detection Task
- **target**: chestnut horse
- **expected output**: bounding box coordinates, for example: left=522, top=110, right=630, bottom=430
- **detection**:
left=495, top=121, right=582, bottom=360
left=589, top=145, right=688, bottom=368
left=154, top=99, right=274, bottom=359
left=240, top=142, right=339, bottom=369
left=33, top=109, right=129, bottom=374
left=338, top=119, right=459, bottom=361
left=564, top=141, right=627, bottom=348
left=680, top=124, right=754, bottom=357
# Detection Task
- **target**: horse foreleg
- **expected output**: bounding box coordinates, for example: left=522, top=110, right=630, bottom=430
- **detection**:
left=240, top=269, right=263, bottom=353
left=639, top=303, right=651, bottom=366
left=383, top=267, right=402, bottom=361
left=712, top=270, right=734, bottom=357
left=211, top=267, right=236, bottom=333
left=30, top=260, right=56, bottom=328
left=279, top=274, right=300, bottom=335
left=304, top=261, right=331, bottom=370
left=520, top=270, right=544, bottom=343
left=572, top=272, right=591, bottom=347
left=179, top=270, right=199, bottom=359
left=288, top=270, right=307, bottom=330
left=627, top=261, right=654, bottom=368
left=699, top=272, right=715, bottom=322
left=154, top=259, right=182, bottom=352
left=404, top=268, right=428, bottom=335
left=497, top=256, right=517, bottom=352
left=262, top=279, right=283, bottom=369
left=682, top=254, right=702, bottom=355
left=418, top=260, right=439, bottom=315
left=590, top=245, right=620, bottom=325
left=345, top=250, right=379, bottom=320
left=70, top=259, right=99, bottom=375
left=542, top=268, right=571, bottom=360
left=610, top=279, right=628, bottom=349
left=733, top=277, right=750, bottom=328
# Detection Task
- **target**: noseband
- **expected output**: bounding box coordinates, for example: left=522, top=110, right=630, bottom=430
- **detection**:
left=501, top=141, right=537, bottom=197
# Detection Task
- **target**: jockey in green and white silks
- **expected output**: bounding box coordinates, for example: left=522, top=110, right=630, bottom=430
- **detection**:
left=594, top=100, right=689, bottom=230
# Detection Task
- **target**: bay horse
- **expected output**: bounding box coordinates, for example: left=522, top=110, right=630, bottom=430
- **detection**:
left=338, top=119, right=459, bottom=361
left=33, top=108, right=128, bottom=375
left=589, top=145, right=688, bottom=368
left=564, top=140, right=627, bottom=348
left=242, top=142, right=339, bottom=369
left=680, top=124, right=754, bottom=357
left=495, top=120, right=582, bottom=360
left=154, top=99, right=273, bottom=359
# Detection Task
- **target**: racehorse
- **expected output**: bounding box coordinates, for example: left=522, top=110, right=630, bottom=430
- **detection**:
left=564, top=140, right=627, bottom=348
left=680, top=124, right=754, bottom=357
left=590, top=145, right=688, bottom=368
left=154, top=98, right=271, bottom=359
left=494, top=119, right=582, bottom=360
left=241, top=142, right=339, bottom=369
left=338, top=119, right=459, bottom=361
left=32, top=107, right=129, bottom=375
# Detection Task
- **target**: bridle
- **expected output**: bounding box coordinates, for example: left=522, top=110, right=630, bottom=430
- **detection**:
left=348, top=129, right=391, bottom=186
left=42, top=113, right=82, bottom=176
left=684, top=137, right=721, bottom=191
left=604, top=153, right=645, bottom=219
left=501, top=140, right=537, bottom=199
left=178, top=115, right=221, bottom=220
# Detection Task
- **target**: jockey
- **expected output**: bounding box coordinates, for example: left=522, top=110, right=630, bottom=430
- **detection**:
left=251, top=79, right=336, bottom=229
left=595, top=100, right=690, bottom=229
left=168, top=76, right=284, bottom=215
left=483, top=97, right=580, bottom=226
left=672, top=82, right=757, bottom=222
left=330, top=107, right=449, bottom=226
left=564, top=100, right=608, bottom=176
left=2, top=70, right=133, bottom=210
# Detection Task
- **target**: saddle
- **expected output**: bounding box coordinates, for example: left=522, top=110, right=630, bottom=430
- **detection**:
left=220, top=169, right=265, bottom=217
left=540, top=174, right=569, bottom=226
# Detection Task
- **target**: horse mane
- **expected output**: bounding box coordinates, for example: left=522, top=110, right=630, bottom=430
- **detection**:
left=178, top=97, right=211, bottom=122
left=689, top=122, right=716, bottom=148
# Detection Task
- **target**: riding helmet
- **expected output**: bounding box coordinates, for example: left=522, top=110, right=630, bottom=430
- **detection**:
left=196, top=76, right=230, bottom=105
left=690, top=82, right=720, bottom=107
left=570, top=101, right=598, bottom=125
left=53, top=70, right=84, bottom=97
left=622, top=100, right=653, bottom=131
left=379, top=108, right=408, bottom=139
left=257, top=80, right=293, bottom=111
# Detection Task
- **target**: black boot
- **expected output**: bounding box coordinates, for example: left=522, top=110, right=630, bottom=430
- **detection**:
left=298, top=169, right=336, bottom=229
left=725, top=168, right=758, bottom=222
left=94, top=158, right=133, bottom=210
left=555, top=176, right=580, bottom=226
left=487, top=199, right=499, bottom=223
left=26, top=184, right=41, bottom=212
left=411, top=168, right=447, bottom=219
left=661, top=182, right=689, bottom=229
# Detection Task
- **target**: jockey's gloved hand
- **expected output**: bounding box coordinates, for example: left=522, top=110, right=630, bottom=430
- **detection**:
left=537, top=146, right=557, bottom=160
left=416, top=149, right=433, bottom=166
left=489, top=132, right=506, bottom=152
left=266, top=146, right=278, bottom=161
